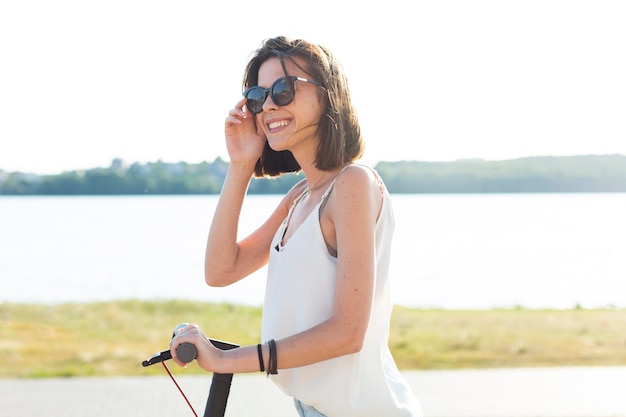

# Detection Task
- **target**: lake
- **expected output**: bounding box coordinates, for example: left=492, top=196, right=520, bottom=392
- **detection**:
left=1, top=193, right=624, bottom=309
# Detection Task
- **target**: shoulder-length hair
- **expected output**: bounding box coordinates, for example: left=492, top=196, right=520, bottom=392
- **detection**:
left=243, top=36, right=364, bottom=177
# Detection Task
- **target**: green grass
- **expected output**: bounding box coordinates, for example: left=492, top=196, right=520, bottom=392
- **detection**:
left=390, top=306, right=626, bottom=369
left=1, top=300, right=625, bottom=378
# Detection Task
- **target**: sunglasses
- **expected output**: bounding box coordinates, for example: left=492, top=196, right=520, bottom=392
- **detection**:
left=243, top=76, right=322, bottom=115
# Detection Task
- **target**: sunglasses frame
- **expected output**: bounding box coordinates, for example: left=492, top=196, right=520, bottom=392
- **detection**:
left=243, top=76, right=322, bottom=114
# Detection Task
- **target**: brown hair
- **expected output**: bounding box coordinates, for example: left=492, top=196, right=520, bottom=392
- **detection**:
left=243, top=36, right=364, bottom=177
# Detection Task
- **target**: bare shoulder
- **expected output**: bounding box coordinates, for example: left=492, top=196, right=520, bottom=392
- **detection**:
left=329, top=164, right=384, bottom=222
left=320, top=165, right=384, bottom=248
left=333, top=164, right=382, bottom=196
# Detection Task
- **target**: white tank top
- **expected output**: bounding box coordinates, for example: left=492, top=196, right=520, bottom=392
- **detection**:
left=262, top=168, right=422, bottom=417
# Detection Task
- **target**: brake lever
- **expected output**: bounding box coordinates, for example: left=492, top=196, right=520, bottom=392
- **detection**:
left=142, top=349, right=173, bottom=367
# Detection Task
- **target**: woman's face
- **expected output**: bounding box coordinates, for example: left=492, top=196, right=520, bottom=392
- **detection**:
left=254, top=56, right=324, bottom=159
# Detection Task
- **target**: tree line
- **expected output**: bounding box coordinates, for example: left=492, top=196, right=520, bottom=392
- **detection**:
left=1, top=154, right=625, bottom=195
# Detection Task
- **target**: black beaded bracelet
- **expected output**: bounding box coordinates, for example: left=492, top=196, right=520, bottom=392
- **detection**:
left=257, top=343, right=265, bottom=372
left=268, top=339, right=278, bottom=375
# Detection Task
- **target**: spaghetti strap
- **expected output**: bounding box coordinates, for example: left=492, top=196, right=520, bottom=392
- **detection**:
left=319, top=164, right=353, bottom=203
left=319, top=164, right=384, bottom=216
left=275, top=183, right=310, bottom=251
left=318, top=165, right=352, bottom=218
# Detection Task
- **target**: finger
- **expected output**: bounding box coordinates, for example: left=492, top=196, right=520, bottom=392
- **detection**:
left=180, top=323, right=199, bottom=335
left=231, top=98, right=249, bottom=117
left=226, top=106, right=249, bottom=126
left=225, top=115, right=242, bottom=126
left=228, top=107, right=246, bottom=117
left=235, top=97, right=247, bottom=109
left=174, top=323, right=190, bottom=335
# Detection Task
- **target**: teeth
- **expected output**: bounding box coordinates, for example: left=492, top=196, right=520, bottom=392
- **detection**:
left=269, top=120, right=289, bottom=130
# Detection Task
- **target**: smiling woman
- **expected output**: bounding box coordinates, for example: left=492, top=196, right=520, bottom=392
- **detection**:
left=167, top=36, right=422, bottom=417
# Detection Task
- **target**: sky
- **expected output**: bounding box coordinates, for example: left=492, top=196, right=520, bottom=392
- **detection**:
left=1, top=0, right=625, bottom=174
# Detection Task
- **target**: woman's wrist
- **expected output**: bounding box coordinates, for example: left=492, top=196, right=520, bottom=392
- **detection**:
left=227, top=159, right=257, bottom=174
left=214, top=343, right=270, bottom=374
left=219, top=161, right=257, bottom=190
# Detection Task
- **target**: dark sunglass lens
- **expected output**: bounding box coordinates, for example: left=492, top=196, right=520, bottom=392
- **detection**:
left=271, top=78, right=295, bottom=106
left=244, top=87, right=267, bottom=114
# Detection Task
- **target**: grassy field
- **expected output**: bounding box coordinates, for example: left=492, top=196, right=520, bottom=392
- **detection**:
left=1, top=300, right=625, bottom=378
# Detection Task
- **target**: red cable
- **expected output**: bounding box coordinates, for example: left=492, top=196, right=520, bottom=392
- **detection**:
left=162, top=361, right=198, bottom=417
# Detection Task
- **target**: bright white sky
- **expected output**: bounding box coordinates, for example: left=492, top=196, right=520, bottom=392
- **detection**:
left=1, top=0, right=625, bottom=174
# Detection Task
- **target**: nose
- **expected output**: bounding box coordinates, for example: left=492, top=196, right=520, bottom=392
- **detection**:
left=262, top=92, right=278, bottom=113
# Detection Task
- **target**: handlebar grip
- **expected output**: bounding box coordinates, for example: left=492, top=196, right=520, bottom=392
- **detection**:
left=176, top=342, right=197, bottom=363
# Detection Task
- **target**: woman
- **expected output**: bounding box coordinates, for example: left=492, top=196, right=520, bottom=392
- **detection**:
left=171, top=36, right=422, bottom=417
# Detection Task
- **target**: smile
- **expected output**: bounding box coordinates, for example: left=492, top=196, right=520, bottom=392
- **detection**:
left=268, top=120, right=290, bottom=130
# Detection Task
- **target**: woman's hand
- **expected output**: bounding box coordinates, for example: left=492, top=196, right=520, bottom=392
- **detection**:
left=224, top=98, right=266, bottom=165
left=170, top=323, right=222, bottom=371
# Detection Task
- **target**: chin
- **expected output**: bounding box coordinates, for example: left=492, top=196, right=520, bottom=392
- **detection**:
left=266, top=138, right=289, bottom=152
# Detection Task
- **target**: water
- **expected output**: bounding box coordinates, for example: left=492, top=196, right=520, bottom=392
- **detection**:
left=1, top=194, right=625, bottom=309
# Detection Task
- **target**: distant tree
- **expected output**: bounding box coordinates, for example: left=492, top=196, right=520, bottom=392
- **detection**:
left=2, top=155, right=625, bottom=195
